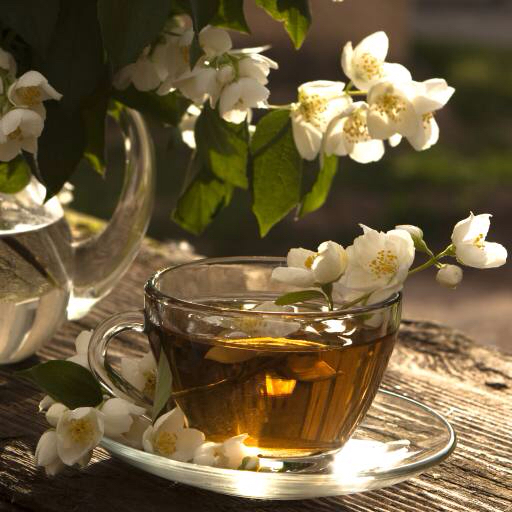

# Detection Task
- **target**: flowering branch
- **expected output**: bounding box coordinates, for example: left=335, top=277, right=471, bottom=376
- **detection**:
left=272, top=213, right=507, bottom=310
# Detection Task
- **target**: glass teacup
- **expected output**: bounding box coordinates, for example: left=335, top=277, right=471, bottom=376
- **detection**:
left=89, top=257, right=401, bottom=458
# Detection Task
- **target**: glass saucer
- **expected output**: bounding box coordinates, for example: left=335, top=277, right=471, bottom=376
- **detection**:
left=101, top=390, right=456, bottom=500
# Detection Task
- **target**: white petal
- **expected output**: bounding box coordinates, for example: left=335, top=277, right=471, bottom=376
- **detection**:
left=199, top=26, right=232, bottom=57
left=193, top=442, right=221, bottom=466
left=142, top=425, right=155, bottom=453
left=413, top=78, right=455, bottom=114
left=355, top=31, right=389, bottom=62
left=238, top=78, right=269, bottom=106
left=35, top=430, right=60, bottom=467
left=46, top=403, right=68, bottom=427
left=122, top=416, right=151, bottom=449
left=154, top=407, right=185, bottom=433
left=219, top=81, right=241, bottom=117
left=324, top=116, right=349, bottom=156
left=291, top=117, right=323, bottom=161
left=436, top=265, right=463, bottom=288
left=75, top=330, right=92, bottom=354
left=39, top=395, right=56, bottom=412
left=221, top=108, right=248, bottom=124
left=66, top=353, right=89, bottom=370
left=407, top=116, right=439, bottom=151
left=312, top=241, right=347, bottom=283
left=452, top=213, right=490, bottom=245
left=131, top=59, right=162, bottom=91
left=287, top=247, right=315, bottom=268
left=341, top=42, right=354, bottom=79
left=271, top=267, right=316, bottom=287
left=101, top=398, right=146, bottom=438
left=388, top=133, right=402, bottom=147
left=481, top=242, right=507, bottom=268
left=349, top=139, right=385, bottom=163
left=19, top=110, right=44, bottom=137
left=220, top=434, right=251, bottom=469
left=382, top=63, right=412, bottom=82
left=173, top=428, right=206, bottom=461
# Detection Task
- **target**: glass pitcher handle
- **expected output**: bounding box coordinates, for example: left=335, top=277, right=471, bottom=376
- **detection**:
left=68, top=108, right=155, bottom=320
left=88, top=310, right=152, bottom=408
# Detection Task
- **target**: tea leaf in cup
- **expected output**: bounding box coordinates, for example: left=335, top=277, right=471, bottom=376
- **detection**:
left=152, top=352, right=173, bottom=422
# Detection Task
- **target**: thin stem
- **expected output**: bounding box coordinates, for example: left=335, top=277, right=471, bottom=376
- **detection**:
left=408, top=245, right=454, bottom=275
left=267, top=104, right=293, bottom=110
left=346, top=90, right=368, bottom=96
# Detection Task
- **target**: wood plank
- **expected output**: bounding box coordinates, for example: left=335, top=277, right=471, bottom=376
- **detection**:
left=0, top=243, right=511, bottom=512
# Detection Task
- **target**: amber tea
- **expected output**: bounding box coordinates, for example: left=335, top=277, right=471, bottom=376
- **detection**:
left=150, top=299, right=397, bottom=458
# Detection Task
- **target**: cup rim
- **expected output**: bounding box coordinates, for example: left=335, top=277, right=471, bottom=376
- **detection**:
left=145, top=256, right=401, bottom=318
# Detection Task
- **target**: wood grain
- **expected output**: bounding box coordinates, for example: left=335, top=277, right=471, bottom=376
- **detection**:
left=1, top=242, right=511, bottom=512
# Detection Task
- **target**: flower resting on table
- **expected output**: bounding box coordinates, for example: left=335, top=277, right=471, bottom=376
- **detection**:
left=271, top=214, right=506, bottom=311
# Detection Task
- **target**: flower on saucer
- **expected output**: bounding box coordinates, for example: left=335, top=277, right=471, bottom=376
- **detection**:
left=271, top=241, right=348, bottom=287
left=45, top=402, right=69, bottom=427
left=193, top=434, right=259, bottom=470
left=55, top=407, right=104, bottom=466
left=142, top=408, right=205, bottom=462
left=120, top=351, right=157, bottom=397
left=35, top=430, right=64, bottom=476
left=451, top=213, right=507, bottom=269
left=100, top=397, right=146, bottom=441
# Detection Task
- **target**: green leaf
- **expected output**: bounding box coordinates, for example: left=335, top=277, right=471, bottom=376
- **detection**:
left=35, top=0, right=105, bottom=113
left=0, top=0, right=60, bottom=56
left=211, top=0, right=250, bottom=33
left=251, top=109, right=302, bottom=236
left=0, top=157, right=31, bottom=194
left=275, top=289, right=325, bottom=306
left=113, top=87, right=191, bottom=126
left=18, top=360, right=103, bottom=409
left=255, top=0, right=311, bottom=48
left=299, top=155, right=338, bottom=217
left=37, top=102, right=85, bottom=199
left=82, top=95, right=109, bottom=176
left=98, top=0, right=170, bottom=72
left=172, top=170, right=234, bottom=235
left=195, top=105, right=249, bottom=188
left=152, top=352, right=173, bottom=422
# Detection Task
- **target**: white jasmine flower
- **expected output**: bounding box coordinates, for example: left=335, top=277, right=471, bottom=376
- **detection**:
left=56, top=407, right=104, bottom=466
left=339, top=225, right=415, bottom=294
left=341, top=31, right=411, bottom=91
left=193, top=434, right=258, bottom=470
left=8, top=70, right=62, bottom=118
left=57, top=182, right=75, bottom=206
left=39, top=395, right=56, bottom=412
left=451, top=213, right=507, bottom=269
left=272, top=241, right=348, bottom=287
left=100, top=397, right=146, bottom=439
left=35, top=430, right=64, bottom=476
left=406, top=79, right=455, bottom=151
left=291, top=80, right=351, bottom=160
left=174, top=63, right=217, bottom=104
left=0, top=109, right=44, bottom=161
left=324, top=102, right=385, bottom=163
left=46, top=403, right=68, bottom=427
left=179, top=104, right=202, bottom=149
left=238, top=54, right=278, bottom=85
left=155, top=28, right=194, bottom=96
left=142, top=408, right=205, bottom=462
left=199, top=26, right=232, bottom=58
left=120, top=351, right=156, bottom=397
left=395, top=224, right=423, bottom=241
left=436, top=264, right=463, bottom=289
left=218, top=77, right=269, bottom=124
left=66, top=330, right=92, bottom=370
left=113, top=46, right=167, bottom=92
left=366, top=80, right=419, bottom=140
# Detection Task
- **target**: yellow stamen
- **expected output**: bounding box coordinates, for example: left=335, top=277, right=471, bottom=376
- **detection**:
left=7, top=127, right=22, bottom=141
left=143, top=370, right=156, bottom=397
left=18, top=86, right=42, bottom=106
left=369, top=249, right=398, bottom=278
left=297, top=91, right=329, bottom=129
left=473, top=234, right=485, bottom=249
left=304, top=254, right=316, bottom=269
left=355, top=53, right=384, bottom=81
left=68, top=419, right=95, bottom=444
left=373, top=93, right=407, bottom=122
left=155, top=431, right=177, bottom=456
left=343, top=108, right=371, bottom=143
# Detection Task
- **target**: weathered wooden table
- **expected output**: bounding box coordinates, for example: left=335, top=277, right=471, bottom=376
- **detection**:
left=1, top=242, right=511, bottom=512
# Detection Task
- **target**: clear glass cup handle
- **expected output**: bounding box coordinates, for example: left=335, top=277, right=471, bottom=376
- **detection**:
left=88, top=310, right=152, bottom=408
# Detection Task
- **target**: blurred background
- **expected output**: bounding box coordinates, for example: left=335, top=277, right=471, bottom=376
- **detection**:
left=69, top=0, right=512, bottom=352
